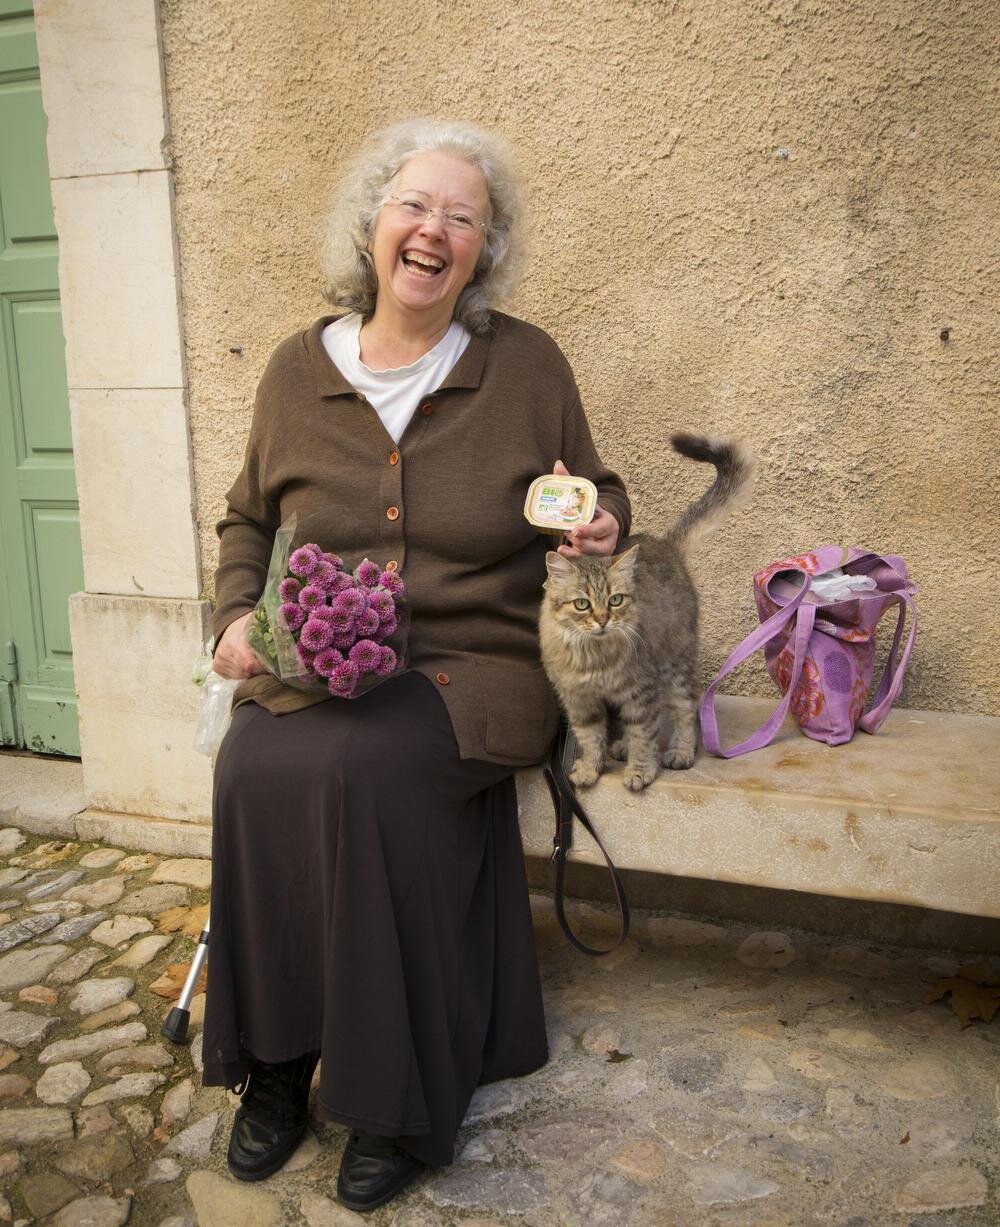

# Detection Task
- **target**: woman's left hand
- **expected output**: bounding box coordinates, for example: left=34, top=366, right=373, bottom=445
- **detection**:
left=552, top=459, right=621, bottom=558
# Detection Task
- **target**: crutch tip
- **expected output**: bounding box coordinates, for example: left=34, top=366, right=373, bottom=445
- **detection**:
left=161, top=1006, right=191, bottom=1044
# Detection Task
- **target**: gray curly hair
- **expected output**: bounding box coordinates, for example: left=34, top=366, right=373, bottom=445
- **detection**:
left=320, top=118, right=524, bottom=335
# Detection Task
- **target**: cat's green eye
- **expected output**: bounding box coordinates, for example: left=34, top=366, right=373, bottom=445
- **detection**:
left=573, top=598, right=591, bottom=611
left=608, top=594, right=625, bottom=607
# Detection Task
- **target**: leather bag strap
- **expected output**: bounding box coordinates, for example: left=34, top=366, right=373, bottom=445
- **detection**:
left=543, top=724, right=630, bottom=956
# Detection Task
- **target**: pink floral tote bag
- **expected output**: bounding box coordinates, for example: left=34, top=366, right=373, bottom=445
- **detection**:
left=700, top=545, right=917, bottom=758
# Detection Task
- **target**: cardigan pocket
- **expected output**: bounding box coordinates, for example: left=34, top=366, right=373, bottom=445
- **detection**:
left=475, top=657, right=559, bottom=765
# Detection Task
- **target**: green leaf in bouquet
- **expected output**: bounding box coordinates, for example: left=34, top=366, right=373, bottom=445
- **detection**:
left=247, top=606, right=279, bottom=673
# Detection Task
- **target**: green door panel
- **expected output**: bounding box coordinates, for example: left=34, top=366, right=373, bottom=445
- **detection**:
left=12, top=298, right=73, bottom=461
left=14, top=503, right=83, bottom=753
left=29, top=504, right=83, bottom=661
left=0, top=3, right=82, bottom=755
left=0, top=10, right=36, bottom=76
left=0, top=82, right=55, bottom=241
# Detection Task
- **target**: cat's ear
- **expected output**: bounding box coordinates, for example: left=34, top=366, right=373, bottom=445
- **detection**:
left=544, top=551, right=578, bottom=581
left=610, top=544, right=640, bottom=580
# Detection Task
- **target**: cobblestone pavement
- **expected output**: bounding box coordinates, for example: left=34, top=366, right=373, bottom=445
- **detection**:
left=0, top=825, right=997, bottom=1226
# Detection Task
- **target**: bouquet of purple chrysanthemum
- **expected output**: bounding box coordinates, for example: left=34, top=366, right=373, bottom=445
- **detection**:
left=247, top=514, right=408, bottom=699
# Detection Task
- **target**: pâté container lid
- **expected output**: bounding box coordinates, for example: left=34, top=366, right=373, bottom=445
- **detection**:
left=523, top=475, right=599, bottom=535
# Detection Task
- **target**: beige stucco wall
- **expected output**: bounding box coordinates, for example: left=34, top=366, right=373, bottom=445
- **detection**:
left=161, top=0, right=999, bottom=717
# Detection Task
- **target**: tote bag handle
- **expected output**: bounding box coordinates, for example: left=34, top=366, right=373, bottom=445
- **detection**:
left=859, top=590, right=917, bottom=733
left=700, top=585, right=817, bottom=758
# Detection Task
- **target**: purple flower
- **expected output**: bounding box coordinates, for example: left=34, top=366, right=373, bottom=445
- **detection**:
left=279, top=577, right=302, bottom=602
left=311, top=605, right=337, bottom=624
left=298, top=584, right=325, bottom=610
left=349, top=639, right=381, bottom=673
left=322, top=552, right=344, bottom=570
left=338, top=588, right=367, bottom=616
left=328, top=604, right=356, bottom=632
left=357, top=607, right=380, bottom=636
left=328, top=660, right=360, bottom=697
left=355, top=559, right=382, bottom=589
left=311, top=560, right=339, bottom=591
left=380, top=570, right=404, bottom=595
left=289, top=547, right=319, bottom=578
left=280, top=602, right=306, bottom=632
left=313, top=647, right=344, bottom=678
left=375, top=645, right=397, bottom=677
left=378, top=611, right=398, bottom=637
left=300, top=618, right=334, bottom=652
left=368, top=588, right=394, bottom=616
left=297, top=646, right=316, bottom=673
left=330, top=571, right=354, bottom=593
left=332, top=630, right=356, bottom=650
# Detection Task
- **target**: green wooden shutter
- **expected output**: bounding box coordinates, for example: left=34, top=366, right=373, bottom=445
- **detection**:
left=0, top=1, right=83, bottom=755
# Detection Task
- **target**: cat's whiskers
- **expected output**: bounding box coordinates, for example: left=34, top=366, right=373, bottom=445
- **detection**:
left=617, top=621, right=645, bottom=659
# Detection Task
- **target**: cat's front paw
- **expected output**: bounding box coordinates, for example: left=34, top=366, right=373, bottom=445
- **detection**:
left=608, top=737, right=629, bottom=761
left=623, top=764, right=658, bottom=791
left=662, top=747, right=696, bottom=770
left=570, top=761, right=602, bottom=788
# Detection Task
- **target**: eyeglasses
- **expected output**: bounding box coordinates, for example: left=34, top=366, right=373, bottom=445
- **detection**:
left=384, top=195, right=487, bottom=237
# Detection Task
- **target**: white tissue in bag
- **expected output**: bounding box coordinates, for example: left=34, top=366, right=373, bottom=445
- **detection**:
left=809, top=567, right=878, bottom=602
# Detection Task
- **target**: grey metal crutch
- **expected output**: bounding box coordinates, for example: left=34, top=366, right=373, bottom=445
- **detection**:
left=161, top=914, right=210, bottom=1044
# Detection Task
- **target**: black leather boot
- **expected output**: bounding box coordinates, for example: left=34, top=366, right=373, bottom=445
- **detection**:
left=226, top=1050, right=320, bottom=1181
left=337, top=1132, right=424, bottom=1211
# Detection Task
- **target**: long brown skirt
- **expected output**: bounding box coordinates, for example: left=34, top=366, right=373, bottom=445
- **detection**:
left=201, top=671, right=548, bottom=1168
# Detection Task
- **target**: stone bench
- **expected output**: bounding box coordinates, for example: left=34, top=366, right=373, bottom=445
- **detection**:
left=515, top=697, right=1000, bottom=921
left=4, top=699, right=998, bottom=923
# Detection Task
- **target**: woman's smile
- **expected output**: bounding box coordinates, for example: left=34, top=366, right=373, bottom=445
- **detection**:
left=400, top=248, right=447, bottom=278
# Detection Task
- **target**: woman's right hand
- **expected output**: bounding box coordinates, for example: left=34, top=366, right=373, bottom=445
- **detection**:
left=213, top=611, right=268, bottom=681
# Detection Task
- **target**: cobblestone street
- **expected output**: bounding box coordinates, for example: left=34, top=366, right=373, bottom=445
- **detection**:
left=0, top=824, right=997, bottom=1225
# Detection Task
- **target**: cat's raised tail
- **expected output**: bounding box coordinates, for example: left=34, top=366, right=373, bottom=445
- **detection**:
left=668, top=432, right=756, bottom=551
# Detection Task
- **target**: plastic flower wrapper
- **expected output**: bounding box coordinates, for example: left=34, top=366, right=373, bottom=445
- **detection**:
left=245, top=510, right=409, bottom=699
left=192, top=639, right=240, bottom=757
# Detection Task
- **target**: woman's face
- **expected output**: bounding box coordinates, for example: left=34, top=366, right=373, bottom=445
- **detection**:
left=368, top=150, right=490, bottom=327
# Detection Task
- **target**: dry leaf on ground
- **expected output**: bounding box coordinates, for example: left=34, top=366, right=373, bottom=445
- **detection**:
left=155, top=903, right=209, bottom=938
left=149, top=961, right=207, bottom=1001
left=927, top=960, right=1000, bottom=1027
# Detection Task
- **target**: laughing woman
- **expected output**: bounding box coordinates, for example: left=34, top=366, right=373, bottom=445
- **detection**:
left=204, top=118, right=630, bottom=1212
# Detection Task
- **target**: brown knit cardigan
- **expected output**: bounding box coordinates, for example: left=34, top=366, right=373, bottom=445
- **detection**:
left=213, top=312, right=631, bottom=766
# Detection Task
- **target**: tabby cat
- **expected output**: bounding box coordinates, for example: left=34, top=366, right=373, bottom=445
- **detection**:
left=539, top=433, right=755, bottom=791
